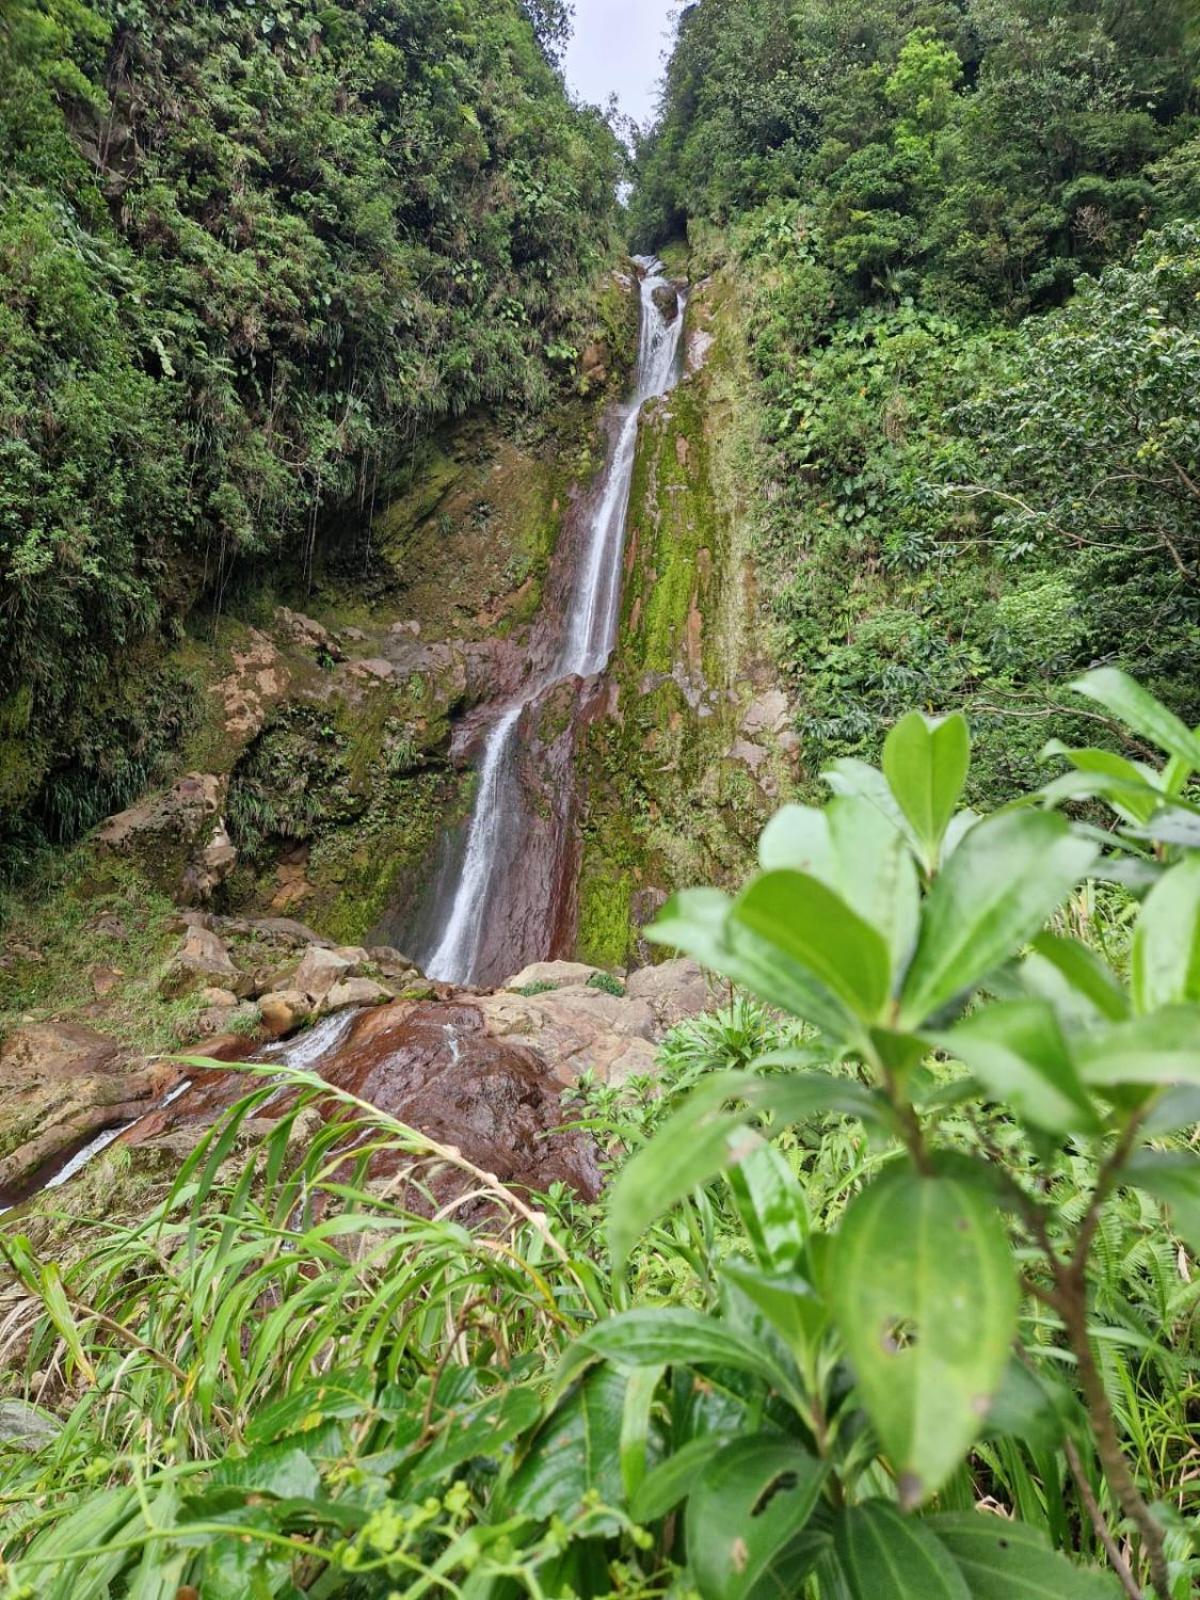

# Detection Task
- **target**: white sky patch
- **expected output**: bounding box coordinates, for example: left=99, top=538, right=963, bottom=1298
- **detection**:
left=563, top=0, right=677, bottom=128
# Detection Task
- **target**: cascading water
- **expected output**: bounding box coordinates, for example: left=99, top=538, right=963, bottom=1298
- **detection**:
left=420, top=258, right=688, bottom=986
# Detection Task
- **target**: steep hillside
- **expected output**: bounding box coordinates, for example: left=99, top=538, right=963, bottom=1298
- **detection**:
left=0, top=0, right=624, bottom=866
left=632, top=0, right=1200, bottom=803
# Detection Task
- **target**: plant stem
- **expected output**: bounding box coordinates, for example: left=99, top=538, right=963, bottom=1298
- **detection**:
left=1064, top=1435, right=1143, bottom=1600
left=1051, top=1115, right=1171, bottom=1599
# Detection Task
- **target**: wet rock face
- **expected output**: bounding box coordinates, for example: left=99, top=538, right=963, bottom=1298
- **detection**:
left=0, top=1023, right=172, bottom=1204
left=134, top=1001, right=603, bottom=1208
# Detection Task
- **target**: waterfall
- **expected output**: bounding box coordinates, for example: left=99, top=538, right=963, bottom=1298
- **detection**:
left=421, top=258, right=687, bottom=986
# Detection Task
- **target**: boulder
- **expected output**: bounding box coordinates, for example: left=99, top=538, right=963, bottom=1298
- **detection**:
left=90, top=964, right=124, bottom=999
left=180, top=819, right=238, bottom=905
left=258, top=990, right=312, bottom=1039
left=95, top=773, right=229, bottom=901
left=158, top=926, right=242, bottom=1000
left=368, top=946, right=422, bottom=982
left=477, top=985, right=658, bottom=1086
left=626, top=959, right=714, bottom=1032
left=0, top=1022, right=170, bottom=1198
left=293, top=946, right=357, bottom=1002
left=504, top=961, right=601, bottom=993
left=651, top=282, right=680, bottom=322
left=274, top=606, right=344, bottom=660
left=323, top=978, right=392, bottom=1013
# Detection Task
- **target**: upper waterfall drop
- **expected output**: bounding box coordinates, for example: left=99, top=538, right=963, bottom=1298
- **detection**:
left=420, top=259, right=687, bottom=987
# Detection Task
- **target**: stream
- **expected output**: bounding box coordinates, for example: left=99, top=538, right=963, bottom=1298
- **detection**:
left=418, top=257, right=688, bottom=986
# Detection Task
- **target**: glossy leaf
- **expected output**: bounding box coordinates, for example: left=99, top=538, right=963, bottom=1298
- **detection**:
left=559, top=1308, right=793, bottom=1397
left=649, top=887, right=855, bottom=1037
left=834, top=1500, right=969, bottom=1599
left=1131, top=854, right=1200, bottom=1013
left=829, top=1167, right=1018, bottom=1504
left=506, top=1368, right=625, bottom=1519
left=731, top=870, right=893, bottom=1023
left=1070, top=667, right=1200, bottom=771
left=761, top=798, right=920, bottom=971
left=1041, top=741, right=1161, bottom=825
left=929, top=1000, right=1100, bottom=1134
left=688, top=1435, right=827, bottom=1600
left=929, top=1512, right=1121, bottom=1598
left=727, top=1143, right=809, bottom=1271
left=900, top=812, right=1096, bottom=1027
left=631, top=1434, right=725, bottom=1523
left=883, top=711, right=970, bottom=869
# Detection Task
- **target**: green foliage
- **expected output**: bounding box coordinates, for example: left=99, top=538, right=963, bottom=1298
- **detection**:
left=7, top=684, right=1200, bottom=1594
left=0, top=0, right=623, bottom=860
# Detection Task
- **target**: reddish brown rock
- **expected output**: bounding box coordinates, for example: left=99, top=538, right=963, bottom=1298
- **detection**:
left=0, top=1023, right=172, bottom=1202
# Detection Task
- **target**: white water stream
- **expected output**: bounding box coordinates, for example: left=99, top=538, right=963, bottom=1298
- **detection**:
left=422, top=258, right=687, bottom=985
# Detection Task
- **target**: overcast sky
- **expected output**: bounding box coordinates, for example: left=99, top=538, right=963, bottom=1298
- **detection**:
left=563, top=0, right=678, bottom=128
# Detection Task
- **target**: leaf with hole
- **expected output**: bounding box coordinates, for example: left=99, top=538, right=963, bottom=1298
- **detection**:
left=829, top=1167, right=1018, bottom=1505
left=928, top=1513, right=1121, bottom=1597
left=687, top=1435, right=827, bottom=1600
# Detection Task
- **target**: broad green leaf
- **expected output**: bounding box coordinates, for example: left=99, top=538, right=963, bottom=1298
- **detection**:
left=1125, top=1150, right=1200, bottom=1254
left=1041, top=741, right=1161, bottom=824
left=1070, top=668, right=1200, bottom=772
left=828, top=795, right=921, bottom=972
left=1132, top=855, right=1200, bottom=1013
left=1036, top=768, right=1182, bottom=816
left=649, top=887, right=855, bottom=1037
left=631, top=1434, right=725, bottom=1523
left=883, top=711, right=970, bottom=869
left=834, top=1500, right=969, bottom=1599
left=619, top=1365, right=663, bottom=1503
left=731, top=870, right=892, bottom=1023
left=1076, top=1006, right=1200, bottom=1087
left=688, top=1435, right=826, bottom=1600
left=558, top=1308, right=793, bottom=1400
left=929, top=1000, right=1101, bottom=1135
left=609, top=1071, right=884, bottom=1271
left=720, top=1260, right=828, bottom=1355
left=982, top=1359, right=1072, bottom=1450
left=761, top=798, right=920, bottom=971
left=759, top=804, right=834, bottom=877
left=211, top=1443, right=320, bottom=1500
left=829, top=1167, right=1018, bottom=1504
left=928, top=1512, right=1121, bottom=1598
left=900, top=812, right=1096, bottom=1027
left=824, top=756, right=921, bottom=854
left=1022, top=934, right=1130, bottom=1026
left=413, top=1385, right=542, bottom=1485
left=726, top=1142, right=809, bottom=1271
left=506, top=1368, right=626, bottom=1519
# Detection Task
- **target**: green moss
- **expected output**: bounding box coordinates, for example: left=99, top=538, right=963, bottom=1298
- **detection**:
left=576, top=858, right=634, bottom=969
left=0, top=852, right=203, bottom=1058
